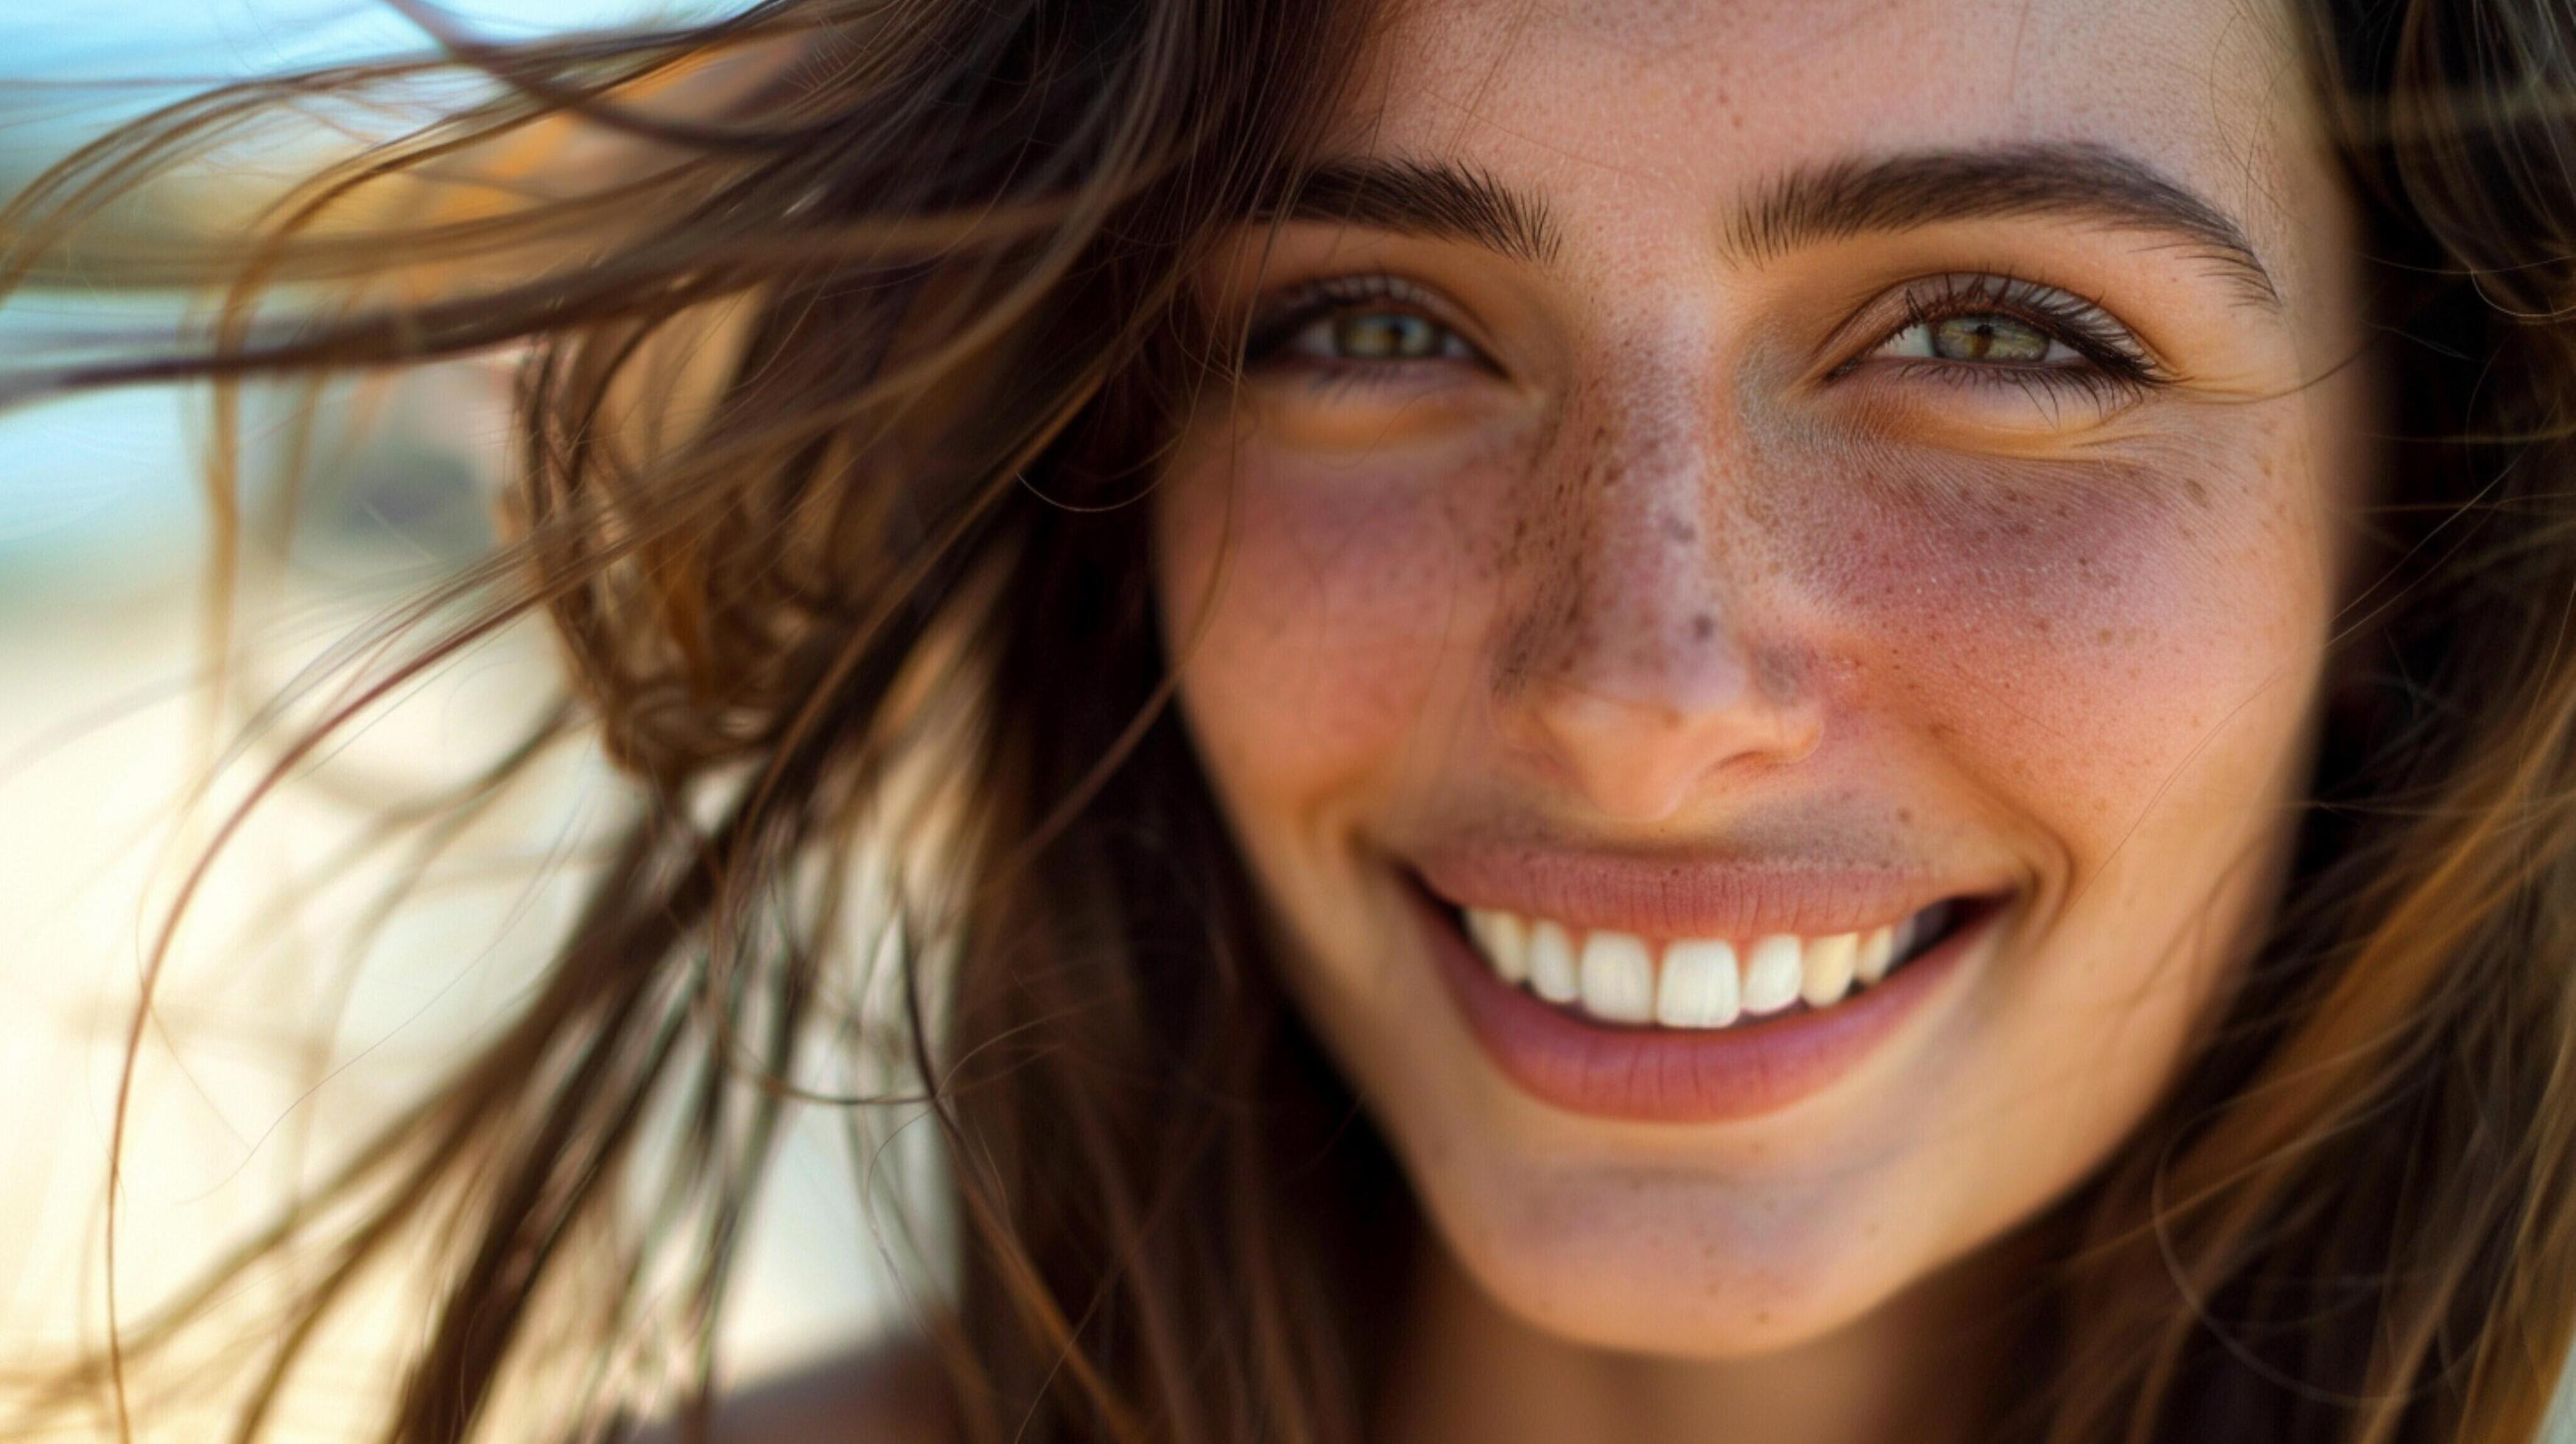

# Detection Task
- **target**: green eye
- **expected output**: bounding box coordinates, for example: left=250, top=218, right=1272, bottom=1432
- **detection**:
left=1274, top=308, right=1473, bottom=365
left=1244, top=275, right=1493, bottom=376
left=1879, top=313, right=2073, bottom=365
left=1336, top=312, right=1447, bottom=359
left=1931, top=315, right=2052, bottom=362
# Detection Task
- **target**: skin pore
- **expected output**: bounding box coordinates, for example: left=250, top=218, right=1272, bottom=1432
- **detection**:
left=1153, top=0, right=2373, bottom=1441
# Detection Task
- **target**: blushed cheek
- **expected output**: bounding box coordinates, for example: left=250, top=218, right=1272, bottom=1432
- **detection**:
left=1155, top=429, right=1508, bottom=810
left=1776, top=427, right=2327, bottom=840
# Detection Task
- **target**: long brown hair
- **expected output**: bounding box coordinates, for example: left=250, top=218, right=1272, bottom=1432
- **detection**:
left=4, top=0, right=2575, bottom=1440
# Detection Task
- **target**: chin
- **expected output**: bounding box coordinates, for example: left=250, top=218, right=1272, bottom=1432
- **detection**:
left=1412, top=1149, right=1957, bottom=1359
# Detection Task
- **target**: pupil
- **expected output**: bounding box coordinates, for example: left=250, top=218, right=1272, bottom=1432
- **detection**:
left=1931, top=315, right=2048, bottom=364
left=1336, top=312, right=1436, bottom=360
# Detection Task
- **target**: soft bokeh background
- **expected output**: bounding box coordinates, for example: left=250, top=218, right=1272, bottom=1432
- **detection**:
left=0, top=5, right=899, bottom=1436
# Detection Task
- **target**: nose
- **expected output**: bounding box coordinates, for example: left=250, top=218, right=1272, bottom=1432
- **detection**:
left=1495, top=392, right=1822, bottom=823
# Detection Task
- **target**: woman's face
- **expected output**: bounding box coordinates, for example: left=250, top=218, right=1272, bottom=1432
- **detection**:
left=1156, top=0, right=2369, bottom=1356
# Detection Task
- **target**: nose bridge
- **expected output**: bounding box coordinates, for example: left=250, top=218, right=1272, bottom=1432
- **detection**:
left=1525, top=344, right=1749, bottom=707
left=1494, top=331, right=1819, bottom=819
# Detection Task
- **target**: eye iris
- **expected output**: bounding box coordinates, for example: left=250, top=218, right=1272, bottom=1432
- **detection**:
left=1931, top=314, right=2049, bottom=363
left=1334, top=311, right=1440, bottom=360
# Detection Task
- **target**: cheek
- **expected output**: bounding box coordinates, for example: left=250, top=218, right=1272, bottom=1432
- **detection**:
left=1778, top=424, right=2328, bottom=844
left=1155, top=429, right=1507, bottom=812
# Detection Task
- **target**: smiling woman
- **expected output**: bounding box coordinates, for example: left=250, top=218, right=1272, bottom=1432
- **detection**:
left=1159, top=4, right=2374, bottom=1431
left=1, top=0, right=2574, bottom=1442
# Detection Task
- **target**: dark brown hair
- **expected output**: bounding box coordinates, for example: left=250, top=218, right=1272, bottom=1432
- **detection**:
left=4, top=0, right=2575, bottom=1440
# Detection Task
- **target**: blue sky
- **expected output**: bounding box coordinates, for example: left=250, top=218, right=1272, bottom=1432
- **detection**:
left=0, top=1, right=739, bottom=581
left=7, top=1, right=720, bottom=80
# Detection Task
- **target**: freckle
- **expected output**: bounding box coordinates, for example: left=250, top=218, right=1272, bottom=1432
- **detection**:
left=2096, top=628, right=2116, bottom=643
left=2184, top=477, right=2209, bottom=506
left=1895, top=807, right=1915, bottom=824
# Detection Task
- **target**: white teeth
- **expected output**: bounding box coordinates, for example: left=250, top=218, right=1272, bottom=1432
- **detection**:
left=1854, top=924, right=1896, bottom=986
left=1740, top=934, right=1805, bottom=1015
left=1526, top=919, right=1581, bottom=1004
left=1466, top=908, right=1531, bottom=984
left=1577, top=930, right=1656, bottom=1024
left=1800, top=931, right=1857, bottom=1008
left=1454, top=901, right=1962, bottom=1030
left=1655, top=939, right=1740, bottom=1028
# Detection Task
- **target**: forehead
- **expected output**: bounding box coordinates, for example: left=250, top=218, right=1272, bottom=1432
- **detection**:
left=1346, top=0, right=2318, bottom=291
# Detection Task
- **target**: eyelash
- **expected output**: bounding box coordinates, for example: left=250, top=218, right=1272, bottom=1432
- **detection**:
left=1240, top=270, right=2169, bottom=402
left=1844, top=271, right=2169, bottom=402
left=1240, top=275, right=1487, bottom=389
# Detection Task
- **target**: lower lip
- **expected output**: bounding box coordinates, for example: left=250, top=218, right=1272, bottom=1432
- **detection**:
left=1412, top=886, right=1990, bottom=1124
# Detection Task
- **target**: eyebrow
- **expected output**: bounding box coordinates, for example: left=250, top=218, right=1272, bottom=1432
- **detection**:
left=1268, top=155, right=1565, bottom=266
left=1727, top=142, right=2281, bottom=309
left=1267, top=143, right=2278, bottom=309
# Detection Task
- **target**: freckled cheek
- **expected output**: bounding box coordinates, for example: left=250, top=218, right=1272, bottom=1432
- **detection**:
left=1793, top=463, right=2326, bottom=830
left=1156, top=441, right=1510, bottom=805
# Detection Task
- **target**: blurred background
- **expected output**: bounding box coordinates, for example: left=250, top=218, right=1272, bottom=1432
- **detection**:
left=0, top=4, right=898, bottom=1437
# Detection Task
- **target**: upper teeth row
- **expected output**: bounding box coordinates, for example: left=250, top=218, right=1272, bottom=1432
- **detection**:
left=1462, top=907, right=1942, bottom=1029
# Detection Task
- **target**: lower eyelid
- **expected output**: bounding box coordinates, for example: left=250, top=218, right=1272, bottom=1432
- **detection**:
left=1860, top=358, right=2154, bottom=422
left=1257, top=357, right=1487, bottom=402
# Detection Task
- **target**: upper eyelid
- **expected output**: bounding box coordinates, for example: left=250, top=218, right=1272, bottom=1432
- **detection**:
left=1242, top=274, right=1493, bottom=362
left=1251, top=273, right=1447, bottom=321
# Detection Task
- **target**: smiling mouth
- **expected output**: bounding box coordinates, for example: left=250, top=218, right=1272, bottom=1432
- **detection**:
left=1405, top=874, right=2009, bottom=1121
left=1439, top=894, right=1984, bottom=1032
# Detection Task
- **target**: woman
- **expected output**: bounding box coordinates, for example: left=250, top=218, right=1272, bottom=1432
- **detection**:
left=7, top=0, right=2575, bottom=1438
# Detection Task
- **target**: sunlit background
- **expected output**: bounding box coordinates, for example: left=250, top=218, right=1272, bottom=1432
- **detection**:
left=1, top=5, right=900, bottom=1437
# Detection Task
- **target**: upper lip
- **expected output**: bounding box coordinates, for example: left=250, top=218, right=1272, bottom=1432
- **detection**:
left=1410, top=847, right=2008, bottom=939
